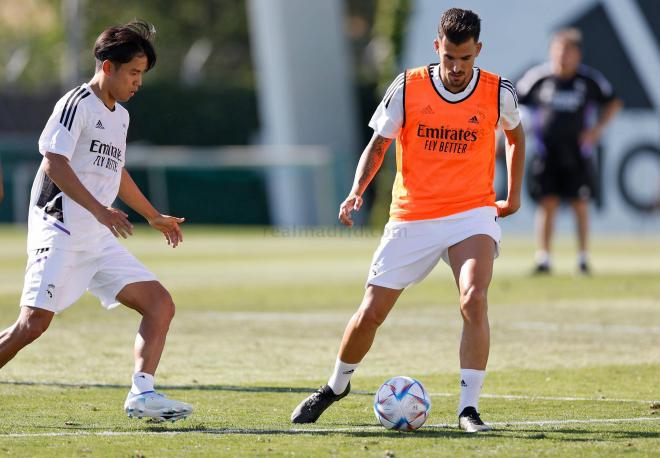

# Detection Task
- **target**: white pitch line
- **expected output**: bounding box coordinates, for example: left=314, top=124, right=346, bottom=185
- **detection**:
left=3, top=417, right=659, bottom=438
left=205, top=311, right=660, bottom=335
left=425, top=392, right=657, bottom=404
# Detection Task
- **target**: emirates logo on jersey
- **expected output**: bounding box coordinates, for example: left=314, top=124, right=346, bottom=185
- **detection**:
left=89, top=139, right=122, bottom=173
left=416, top=124, right=478, bottom=142
left=416, top=123, right=478, bottom=154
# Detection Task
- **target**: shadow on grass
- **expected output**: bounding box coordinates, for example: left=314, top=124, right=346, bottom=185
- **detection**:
left=3, top=381, right=658, bottom=442
left=14, top=424, right=659, bottom=441
left=19, top=424, right=483, bottom=439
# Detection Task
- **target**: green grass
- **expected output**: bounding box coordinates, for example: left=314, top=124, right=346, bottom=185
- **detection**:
left=0, top=225, right=658, bottom=457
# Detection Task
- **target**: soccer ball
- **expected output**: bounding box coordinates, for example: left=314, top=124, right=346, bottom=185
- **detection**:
left=373, top=376, right=431, bottom=431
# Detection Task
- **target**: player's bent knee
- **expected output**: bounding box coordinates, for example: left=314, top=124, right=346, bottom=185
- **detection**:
left=136, top=284, right=175, bottom=322
left=460, top=287, right=488, bottom=321
left=154, top=292, right=175, bottom=323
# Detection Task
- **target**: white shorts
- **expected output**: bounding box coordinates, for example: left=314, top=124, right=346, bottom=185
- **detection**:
left=367, top=206, right=501, bottom=290
left=20, top=236, right=157, bottom=313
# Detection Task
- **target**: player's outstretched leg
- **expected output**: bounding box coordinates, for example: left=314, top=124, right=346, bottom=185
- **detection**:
left=118, top=281, right=193, bottom=422
left=0, top=307, right=53, bottom=369
left=448, top=235, right=495, bottom=433
left=291, top=285, right=402, bottom=423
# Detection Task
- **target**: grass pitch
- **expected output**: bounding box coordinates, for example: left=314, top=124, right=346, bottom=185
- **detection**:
left=0, top=225, right=658, bottom=457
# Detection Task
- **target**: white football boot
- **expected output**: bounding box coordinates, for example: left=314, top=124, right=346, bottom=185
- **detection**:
left=124, top=391, right=193, bottom=422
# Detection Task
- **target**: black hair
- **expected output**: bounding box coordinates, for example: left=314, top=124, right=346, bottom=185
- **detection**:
left=94, top=19, right=157, bottom=71
left=438, top=8, right=481, bottom=44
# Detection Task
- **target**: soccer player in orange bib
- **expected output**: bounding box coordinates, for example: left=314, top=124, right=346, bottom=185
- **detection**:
left=291, top=8, right=525, bottom=432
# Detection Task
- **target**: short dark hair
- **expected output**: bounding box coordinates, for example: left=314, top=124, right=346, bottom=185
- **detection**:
left=94, top=19, right=157, bottom=71
left=551, top=27, right=582, bottom=50
left=438, top=8, right=481, bottom=44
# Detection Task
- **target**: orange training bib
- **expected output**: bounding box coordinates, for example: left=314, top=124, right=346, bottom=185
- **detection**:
left=390, top=66, right=500, bottom=221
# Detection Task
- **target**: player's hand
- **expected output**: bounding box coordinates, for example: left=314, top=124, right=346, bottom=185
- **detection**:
left=148, top=214, right=185, bottom=248
left=495, top=199, right=520, bottom=218
left=338, top=193, right=363, bottom=227
left=579, top=127, right=601, bottom=149
left=95, top=207, right=133, bottom=238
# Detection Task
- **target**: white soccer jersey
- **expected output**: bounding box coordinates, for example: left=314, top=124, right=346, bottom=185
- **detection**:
left=369, top=66, right=521, bottom=139
left=29, top=83, right=129, bottom=251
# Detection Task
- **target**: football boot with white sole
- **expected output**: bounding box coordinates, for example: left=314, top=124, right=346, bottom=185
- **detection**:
left=124, top=391, right=193, bottom=422
left=458, top=406, right=492, bottom=433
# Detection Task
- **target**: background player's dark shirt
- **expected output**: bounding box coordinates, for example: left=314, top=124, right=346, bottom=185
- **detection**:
left=516, top=63, right=615, bottom=146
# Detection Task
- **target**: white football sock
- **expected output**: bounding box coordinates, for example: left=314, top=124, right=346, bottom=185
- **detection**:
left=131, top=372, right=155, bottom=395
left=578, top=251, right=589, bottom=265
left=458, top=368, right=485, bottom=414
left=327, top=358, right=359, bottom=395
left=536, top=250, right=550, bottom=266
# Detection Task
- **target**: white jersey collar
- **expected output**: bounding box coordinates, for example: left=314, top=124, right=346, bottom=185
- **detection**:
left=84, top=82, right=117, bottom=112
left=429, top=65, right=480, bottom=103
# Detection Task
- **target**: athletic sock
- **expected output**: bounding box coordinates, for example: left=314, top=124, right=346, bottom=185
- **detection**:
left=536, top=250, right=551, bottom=267
left=131, top=372, right=155, bottom=395
left=458, top=369, right=486, bottom=414
left=578, top=251, right=589, bottom=265
left=327, top=358, right=359, bottom=395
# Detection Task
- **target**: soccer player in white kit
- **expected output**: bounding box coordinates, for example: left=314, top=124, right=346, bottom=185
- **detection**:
left=0, top=20, right=192, bottom=422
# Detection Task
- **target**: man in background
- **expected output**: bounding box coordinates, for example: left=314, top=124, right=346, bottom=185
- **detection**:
left=517, top=28, right=622, bottom=274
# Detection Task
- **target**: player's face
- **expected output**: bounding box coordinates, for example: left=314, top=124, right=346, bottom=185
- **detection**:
left=106, top=54, right=149, bottom=103
left=550, top=40, right=581, bottom=79
left=435, top=36, right=482, bottom=93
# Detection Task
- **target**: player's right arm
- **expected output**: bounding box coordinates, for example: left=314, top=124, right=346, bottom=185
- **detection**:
left=39, top=88, right=132, bottom=238
left=42, top=153, right=133, bottom=238
left=339, top=73, right=404, bottom=226
left=339, top=134, right=392, bottom=226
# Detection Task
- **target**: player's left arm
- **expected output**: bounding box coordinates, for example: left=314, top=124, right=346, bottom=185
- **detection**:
left=118, top=168, right=185, bottom=248
left=496, top=79, right=525, bottom=217
left=579, top=97, right=623, bottom=148
left=580, top=70, right=623, bottom=148
left=496, top=123, right=525, bottom=218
